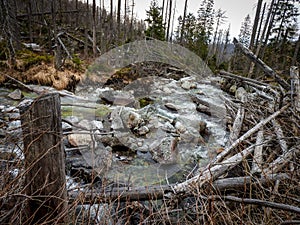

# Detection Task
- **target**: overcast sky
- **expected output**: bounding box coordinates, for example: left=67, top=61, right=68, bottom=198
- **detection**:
left=100, top=0, right=273, bottom=39
left=133, top=0, right=266, bottom=39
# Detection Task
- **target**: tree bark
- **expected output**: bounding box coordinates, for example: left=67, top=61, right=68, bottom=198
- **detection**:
left=166, top=0, right=172, bottom=41
left=180, top=0, right=188, bottom=44
left=117, top=0, right=121, bottom=33
left=19, top=93, right=68, bottom=224
left=249, top=0, right=263, bottom=50
left=92, top=0, right=97, bottom=57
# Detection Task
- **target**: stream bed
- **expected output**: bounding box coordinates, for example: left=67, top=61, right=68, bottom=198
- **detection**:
left=0, top=68, right=229, bottom=188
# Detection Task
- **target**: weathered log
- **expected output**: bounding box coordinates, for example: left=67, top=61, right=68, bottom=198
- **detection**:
left=0, top=72, right=36, bottom=93
left=251, top=129, right=264, bottom=174
left=174, top=144, right=256, bottom=193
left=19, top=93, right=68, bottom=224
left=264, top=146, right=300, bottom=174
left=219, top=70, right=279, bottom=100
left=290, top=66, right=300, bottom=112
left=226, top=87, right=246, bottom=147
left=57, top=35, right=72, bottom=59
left=272, top=119, right=287, bottom=153
left=213, top=104, right=289, bottom=164
left=68, top=173, right=290, bottom=204
left=232, top=38, right=290, bottom=90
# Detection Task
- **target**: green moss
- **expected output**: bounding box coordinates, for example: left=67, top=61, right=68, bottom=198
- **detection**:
left=17, top=49, right=53, bottom=69
left=61, top=105, right=111, bottom=119
left=139, top=97, right=154, bottom=108
left=71, top=54, right=83, bottom=69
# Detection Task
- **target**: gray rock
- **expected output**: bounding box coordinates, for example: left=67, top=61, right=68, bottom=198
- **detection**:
left=62, top=122, right=72, bottom=131
left=68, top=133, right=92, bottom=147
left=8, top=89, right=23, bottom=100
left=65, top=116, right=80, bottom=124
left=137, top=126, right=149, bottom=135
left=91, top=120, right=103, bottom=130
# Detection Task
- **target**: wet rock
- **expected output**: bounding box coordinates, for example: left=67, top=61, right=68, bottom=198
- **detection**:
left=91, top=120, right=104, bottom=130
left=196, top=104, right=211, bottom=116
left=175, top=121, right=186, bottom=133
left=74, top=204, right=113, bottom=225
left=99, top=90, right=137, bottom=107
left=165, top=103, right=178, bottom=112
left=136, top=126, right=149, bottom=136
left=65, top=116, right=80, bottom=124
left=162, top=121, right=176, bottom=133
left=180, top=78, right=197, bottom=90
left=68, top=134, right=92, bottom=147
left=150, top=137, right=179, bottom=163
left=80, top=144, right=112, bottom=175
left=7, top=89, right=23, bottom=100
left=62, top=122, right=72, bottom=132
left=78, top=119, right=91, bottom=130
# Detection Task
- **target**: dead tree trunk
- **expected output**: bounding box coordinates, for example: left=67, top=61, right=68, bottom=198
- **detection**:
left=19, top=93, right=68, bottom=224
left=291, top=66, right=300, bottom=112
left=233, top=38, right=290, bottom=90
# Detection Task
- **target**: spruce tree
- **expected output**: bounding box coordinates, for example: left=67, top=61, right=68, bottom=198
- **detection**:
left=145, top=0, right=166, bottom=41
left=238, top=14, right=252, bottom=47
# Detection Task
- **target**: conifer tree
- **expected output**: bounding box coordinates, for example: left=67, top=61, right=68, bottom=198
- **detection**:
left=238, top=14, right=252, bottom=47
left=145, top=0, right=165, bottom=41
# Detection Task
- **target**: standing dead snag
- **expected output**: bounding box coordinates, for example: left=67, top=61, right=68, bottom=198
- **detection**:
left=19, top=93, right=68, bottom=224
left=290, top=66, right=300, bottom=112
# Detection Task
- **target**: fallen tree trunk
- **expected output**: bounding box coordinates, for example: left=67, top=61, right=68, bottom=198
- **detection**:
left=233, top=38, right=290, bottom=90
left=213, top=104, right=289, bottom=164
left=68, top=173, right=290, bottom=204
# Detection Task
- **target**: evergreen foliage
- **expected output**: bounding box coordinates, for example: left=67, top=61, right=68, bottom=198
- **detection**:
left=145, top=0, right=166, bottom=41
left=238, top=14, right=252, bottom=47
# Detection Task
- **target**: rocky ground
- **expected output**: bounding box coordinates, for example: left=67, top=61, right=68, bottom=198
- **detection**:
left=0, top=62, right=228, bottom=186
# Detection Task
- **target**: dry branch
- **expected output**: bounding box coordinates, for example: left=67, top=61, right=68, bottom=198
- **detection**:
left=272, top=119, right=287, bottom=153
left=210, top=195, right=300, bottom=214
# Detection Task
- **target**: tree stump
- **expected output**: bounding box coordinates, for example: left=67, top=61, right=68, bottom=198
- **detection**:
left=19, top=93, right=68, bottom=224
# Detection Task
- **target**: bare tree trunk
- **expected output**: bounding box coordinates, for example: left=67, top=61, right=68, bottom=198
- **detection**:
left=170, top=0, right=176, bottom=42
left=290, top=66, right=300, bottom=112
left=180, top=0, right=188, bottom=44
left=166, top=0, right=172, bottom=41
left=84, top=0, right=89, bottom=58
left=52, top=0, right=62, bottom=69
left=92, top=0, right=97, bottom=57
left=292, top=33, right=300, bottom=66
left=255, top=2, right=266, bottom=47
left=164, top=0, right=169, bottom=35
left=75, top=0, right=78, bottom=27
left=261, top=0, right=278, bottom=59
left=19, top=93, right=68, bottom=224
left=27, top=0, right=33, bottom=42
left=117, top=0, right=121, bottom=34
left=0, top=0, right=18, bottom=66
left=249, top=0, right=263, bottom=50
left=129, top=0, right=135, bottom=40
